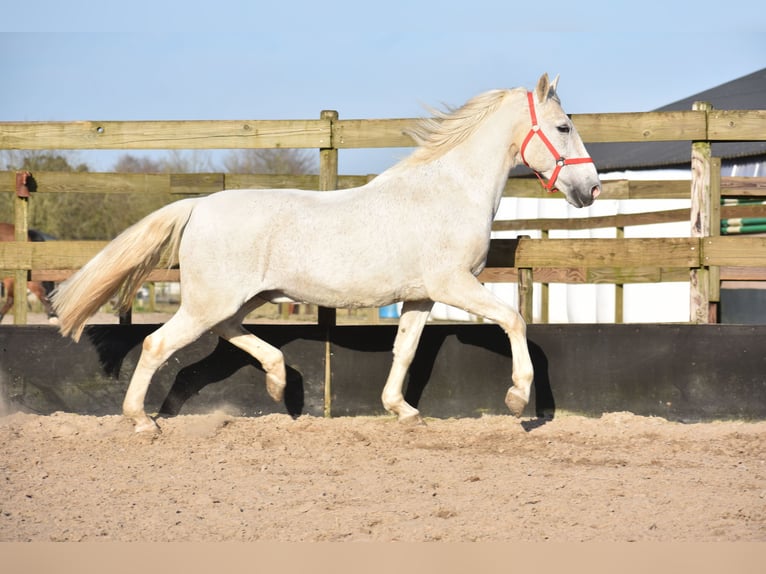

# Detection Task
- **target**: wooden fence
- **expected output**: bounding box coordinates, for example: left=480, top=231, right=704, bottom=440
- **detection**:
left=2, top=106, right=766, bottom=325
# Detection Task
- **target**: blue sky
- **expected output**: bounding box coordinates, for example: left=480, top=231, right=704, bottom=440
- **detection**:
left=1, top=1, right=764, bottom=173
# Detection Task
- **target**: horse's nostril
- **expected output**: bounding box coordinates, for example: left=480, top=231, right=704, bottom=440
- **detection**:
left=591, top=185, right=601, bottom=199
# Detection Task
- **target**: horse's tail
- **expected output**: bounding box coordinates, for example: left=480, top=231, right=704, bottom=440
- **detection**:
left=52, top=197, right=201, bottom=341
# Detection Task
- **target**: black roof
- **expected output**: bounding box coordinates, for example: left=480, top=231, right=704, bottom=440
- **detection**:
left=586, top=68, right=766, bottom=172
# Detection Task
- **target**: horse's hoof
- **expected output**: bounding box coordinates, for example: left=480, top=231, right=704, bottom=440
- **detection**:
left=505, top=388, right=528, bottom=418
left=398, top=412, right=426, bottom=426
left=132, top=417, right=161, bottom=434
left=266, top=377, right=286, bottom=402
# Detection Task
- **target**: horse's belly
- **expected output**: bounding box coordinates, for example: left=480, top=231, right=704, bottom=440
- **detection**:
left=268, top=267, right=428, bottom=309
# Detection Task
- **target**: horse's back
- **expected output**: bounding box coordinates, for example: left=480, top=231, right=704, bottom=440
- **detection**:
left=177, top=187, right=432, bottom=308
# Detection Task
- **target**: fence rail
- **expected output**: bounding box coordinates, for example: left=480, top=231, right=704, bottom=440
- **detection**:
left=2, top=107, right=766, bottom=324
left=2, top=110, right=763, bottom=150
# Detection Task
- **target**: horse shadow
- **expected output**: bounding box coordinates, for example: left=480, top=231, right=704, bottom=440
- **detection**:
left=156, top=338, right=306, bottom=418
left=405, top=327, right=555, bottom=429
left=330, top=323, right=555, bottom=427
left=84, top=323, right=555, bottom=426
left=84, top=325, right=320, bottom=419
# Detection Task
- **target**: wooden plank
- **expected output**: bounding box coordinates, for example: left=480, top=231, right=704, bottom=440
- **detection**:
left=708, top=110, right=766, bottom=141
left=703, top=236, right=766, bottom=267
left=0, top=119, right=331, bottom=150
left=0, top=171, right=376, bottom=196
left=500, top=178, right=691, bottom=200
left=4, top=171, right=173, bottom=195
left=169, top=173, right=224, bottom=195
left=485, top=238, right=700, bottom=269
left=0, top=241, right=106, bottom=269
left=226, top=173, right=373, bottom=191
left=479, top=268, right=589, bottom=283
left=0, top=241, right=32, bottom=268
left=625, top=179, right=690, bottom=199
left=513, top=237, right=700, bottom=268
left=502, top=178, right=549, bottom=198
left=0, top=238, right=710, bottom=277
left=226, top=173, right=321, bottom=190
left=587, top=267, right=662, bottom=283
left=333, top=118, right=417, bottom=148
left=26, top=268, right=181, bottom=282
left=0, top=110, right=760, bottom=154
left=1, top=171, right=756, bottom=205
left=720, top=267, right=766, bottom=281
left=721, top=204, right=766, bottom=219
left=477, top=266, right=689, bottom=284
left=571, top=111, right=707, bottom=143
left=334, top=111, right=709, bottom=148
left=721, top=176, right=766, bottom=197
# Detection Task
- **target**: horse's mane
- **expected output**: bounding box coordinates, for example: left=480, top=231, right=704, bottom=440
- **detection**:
left=403, top=89, right=513, bottom=164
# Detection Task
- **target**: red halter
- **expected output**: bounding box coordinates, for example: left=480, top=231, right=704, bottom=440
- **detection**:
left=520, top=91, right=594, bottom=193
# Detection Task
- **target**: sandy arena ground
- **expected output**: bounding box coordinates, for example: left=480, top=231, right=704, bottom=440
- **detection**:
left=2, top=312, right=765, bottom=542
left=1, top=408, right=764, bottom=542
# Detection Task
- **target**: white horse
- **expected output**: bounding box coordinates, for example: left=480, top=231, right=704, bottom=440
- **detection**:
left=52, top=73, right=601, bottom=433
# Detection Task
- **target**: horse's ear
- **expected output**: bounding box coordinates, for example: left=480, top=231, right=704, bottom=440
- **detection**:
left=535, top=73, right=551, bottom=102
left=550, top=74, right=560, bottom=95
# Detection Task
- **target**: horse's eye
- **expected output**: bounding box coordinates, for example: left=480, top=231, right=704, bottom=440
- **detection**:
left=557, top=125, right=571, bottom=134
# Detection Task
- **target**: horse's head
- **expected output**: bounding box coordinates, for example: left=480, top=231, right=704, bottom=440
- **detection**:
left=519, top=73, right=601, bottom=208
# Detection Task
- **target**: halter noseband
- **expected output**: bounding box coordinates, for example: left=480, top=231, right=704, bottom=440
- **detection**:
left=520, top=91, right=594, bottom=193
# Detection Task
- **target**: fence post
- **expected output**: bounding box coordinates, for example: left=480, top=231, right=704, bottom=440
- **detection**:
left=318, top=110, right=339, bottom=331
left=517, top=236, right=533, bottom=323
left=319, top=110, right=339, bottom=417
left=690, top=101, right=713, bottom=323
left=13, top=171, right=31, bottom=325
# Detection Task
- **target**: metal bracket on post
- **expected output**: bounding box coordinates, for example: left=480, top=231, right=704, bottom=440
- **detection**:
left=15, top=171, right=33, bottom=198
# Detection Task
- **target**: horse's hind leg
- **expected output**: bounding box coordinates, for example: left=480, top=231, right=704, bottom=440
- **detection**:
left=381, top=300, right=433, bottom=423
left=123, top=309, right=211, bottom=432
left=213, top=318, right=286, bottom=403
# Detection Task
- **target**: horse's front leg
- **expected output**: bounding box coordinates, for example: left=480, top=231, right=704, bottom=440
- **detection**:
left=381, top=300, right=433, bottom=424
left=433, top=272, right=534, bottom=417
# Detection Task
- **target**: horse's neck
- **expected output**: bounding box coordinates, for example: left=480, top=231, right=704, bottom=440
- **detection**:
left=437, top=97, right=524, bottom=212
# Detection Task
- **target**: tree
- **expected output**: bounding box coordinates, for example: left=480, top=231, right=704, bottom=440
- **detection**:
left=221, top=148, right=316, bottom=175
left=1, top=150, right=89, bottom=172
left=112, top=154, right=164, bottom=173
left=160, top=150, right=215, bottom=173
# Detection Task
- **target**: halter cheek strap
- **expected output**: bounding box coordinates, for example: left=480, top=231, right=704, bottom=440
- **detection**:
left=520, top=91, right=593, bottom=193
